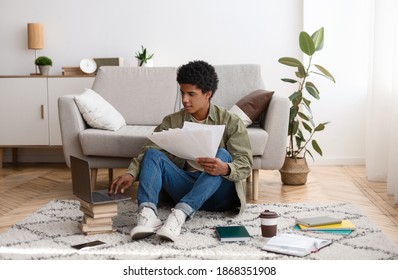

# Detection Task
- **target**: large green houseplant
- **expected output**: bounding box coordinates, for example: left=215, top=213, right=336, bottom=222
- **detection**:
left=278, top=27, right=335, bottom=185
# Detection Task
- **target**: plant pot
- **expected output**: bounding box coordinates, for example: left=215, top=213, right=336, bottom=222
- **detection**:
left=137, top=60, right=153, bottom=67
left=38, top=65, right=51, bottom=75
left=279, top=157, right=310, bottom=185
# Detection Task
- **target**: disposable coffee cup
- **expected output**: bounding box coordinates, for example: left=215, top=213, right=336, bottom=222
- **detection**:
left=259, top=210, right=279, bottom=238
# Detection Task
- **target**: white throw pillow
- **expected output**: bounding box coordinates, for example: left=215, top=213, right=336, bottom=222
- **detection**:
left=74, top=88, right=126, bottom=131
left=229, top=104, right=253, bottom=127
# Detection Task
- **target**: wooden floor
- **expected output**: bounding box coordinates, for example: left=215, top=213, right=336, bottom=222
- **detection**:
left=0, top=163, right=397, bottom=244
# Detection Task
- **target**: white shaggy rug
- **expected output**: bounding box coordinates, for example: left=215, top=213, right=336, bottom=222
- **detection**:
left=0, top=200, right=397, bottom=260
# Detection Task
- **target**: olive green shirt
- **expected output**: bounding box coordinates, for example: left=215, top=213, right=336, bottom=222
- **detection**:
left=127, top=103, right=253, bottom=214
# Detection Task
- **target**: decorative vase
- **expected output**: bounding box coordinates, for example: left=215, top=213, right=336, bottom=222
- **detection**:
left=38, top=65, right=51, bottom=75
left=279, top=157, right=310, bottom=185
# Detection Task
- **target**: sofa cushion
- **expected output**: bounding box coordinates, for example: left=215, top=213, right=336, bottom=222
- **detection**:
left=247, top=127, right=268, bottom=156
left=79, top=125, right=156, bottom=157
left=74, top=88, right=126, bottom=131
left=79, top=125, right=267, bottom=158
left=92, top=66, right=178, bottom=125
left=212, top=64, right=265, bottom=110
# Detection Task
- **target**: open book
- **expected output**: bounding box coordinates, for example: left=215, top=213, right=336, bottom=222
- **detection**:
left=147, top=122, right=225, bottom=160
left=261, top=233, right=332, bottom=257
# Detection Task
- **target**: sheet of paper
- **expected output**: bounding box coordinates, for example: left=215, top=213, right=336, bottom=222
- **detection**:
left=147, top=122, right=225, bottom=160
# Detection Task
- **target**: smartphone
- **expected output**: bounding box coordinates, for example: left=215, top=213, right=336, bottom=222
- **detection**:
left=71, top=240, right=105, bottom=250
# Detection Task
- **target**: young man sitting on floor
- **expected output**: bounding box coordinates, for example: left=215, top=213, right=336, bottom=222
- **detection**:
left=109, top=60, right=252, bottom=242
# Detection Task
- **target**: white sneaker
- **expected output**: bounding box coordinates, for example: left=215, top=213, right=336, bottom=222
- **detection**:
left=156, top=208, right=186, bottom=242
left=130, top=207, right=162, bottom=240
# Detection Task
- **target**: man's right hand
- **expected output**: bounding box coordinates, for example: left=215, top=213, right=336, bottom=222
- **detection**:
left=109, top=173, right=134, bottom=194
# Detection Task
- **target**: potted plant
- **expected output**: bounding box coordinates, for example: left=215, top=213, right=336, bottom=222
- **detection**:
left=35, top=56, right=53, bottom=75
left=278, top=27, right=335, bottom=185
left=135, top=45, right=154, bottom=67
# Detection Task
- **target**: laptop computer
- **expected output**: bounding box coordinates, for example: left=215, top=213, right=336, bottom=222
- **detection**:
left=70, top=155, right=132, bottom=205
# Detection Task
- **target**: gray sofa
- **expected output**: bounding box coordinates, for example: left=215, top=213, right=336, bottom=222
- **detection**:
left=58, top=65, right=289, bottom=200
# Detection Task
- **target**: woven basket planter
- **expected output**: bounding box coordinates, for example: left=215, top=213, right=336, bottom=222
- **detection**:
left=279, top=157, right=310, bottom=185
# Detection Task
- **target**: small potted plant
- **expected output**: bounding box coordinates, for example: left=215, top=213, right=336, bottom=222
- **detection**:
left=135, top=45, right=154, bottom=67
left=278, top=27, right=335, bottom=185
left=35, top=56, right=53, bottom=75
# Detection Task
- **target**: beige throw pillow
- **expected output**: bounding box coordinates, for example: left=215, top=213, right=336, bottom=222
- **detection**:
left=74, top=88, right=126, bottom=131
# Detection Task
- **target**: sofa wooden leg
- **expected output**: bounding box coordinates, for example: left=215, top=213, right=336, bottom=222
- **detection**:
left=108, top=168, right=114, bottom=183
left=252, top=169, right=259, bottom=201
left=246, top=172, right=252, bottom=183
left=90, top=168, right=98, bottom=190
left=0, top=148, right=3, bottom=168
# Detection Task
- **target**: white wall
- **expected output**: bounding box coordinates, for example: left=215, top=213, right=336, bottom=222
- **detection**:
left=303, top=0, right=372, bottom=165
left=0, top=0, right=370, bottom=165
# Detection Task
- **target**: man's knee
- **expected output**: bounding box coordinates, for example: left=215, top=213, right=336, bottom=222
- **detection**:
left=216, top=148, right=232, bottom=162
left=144, top=148, right=163, bottom=158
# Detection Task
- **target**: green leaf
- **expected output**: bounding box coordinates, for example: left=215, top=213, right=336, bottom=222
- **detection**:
left=302, top=100, right=313, bottom=117
left=312, top=140, right=323, bottom=156
left=311, top=27, right=324, bottom=51
left=299, top=32, right=316, bottom=56
left=296, top=136, right=303, bottom=149
left=305, top=82, right=320, bottom=100
left=314, top=64, right=336, bottom=83
left=281, top=78, right=298, bottom=83
left=292, top=120, right=299, bottom=135
left=297, top=129, right=305, bottom=139
left=314, top=123, right=326, bottom=132
left=314, top=121, right=330, bottom=132
left=289, top=106, right=298, bottom=122
left=278, top=57, right=303, bottom=67
left=302, top=121, right=312, bottom=133
left=289, top=91, right=302, bottom=103
left=303, top=97, right=311, bottom=108
left=298, top=112, right=309, bottom=121
left=296, top=64, right=307, bottom=78
left=306, top=149, right=315, bottom=161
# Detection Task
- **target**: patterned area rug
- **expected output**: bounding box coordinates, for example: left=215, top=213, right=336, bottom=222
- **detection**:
left=0, top=200, right=397, bottom=260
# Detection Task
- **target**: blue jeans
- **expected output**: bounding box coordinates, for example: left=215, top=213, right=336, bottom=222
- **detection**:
left=137, top=148, right=239, bottom=218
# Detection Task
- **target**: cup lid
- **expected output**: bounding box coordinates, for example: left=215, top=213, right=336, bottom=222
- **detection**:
left=259, top=210, right=279, bottom=218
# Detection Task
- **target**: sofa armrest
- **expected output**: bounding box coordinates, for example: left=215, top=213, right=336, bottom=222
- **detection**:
left=258, top=95, right=290, bottom=170
left=58, top=95, right=87, bottom=167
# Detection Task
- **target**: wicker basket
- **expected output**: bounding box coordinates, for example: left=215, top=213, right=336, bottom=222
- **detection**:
left=279, top=157, right=310, bottom=185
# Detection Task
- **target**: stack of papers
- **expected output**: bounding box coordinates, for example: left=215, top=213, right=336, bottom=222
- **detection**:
left=147, top=122, right=225, bottom=160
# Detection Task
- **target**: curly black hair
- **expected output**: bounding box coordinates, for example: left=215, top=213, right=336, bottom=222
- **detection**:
left=176, top=60, right=219, bottom=98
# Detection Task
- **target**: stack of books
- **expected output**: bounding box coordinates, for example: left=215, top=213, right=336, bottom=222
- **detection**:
left=78, top=200, right=118, bottom=235
left=295, top=216, right=356, bottom=235
left=62, top=67, right=94, bottom=76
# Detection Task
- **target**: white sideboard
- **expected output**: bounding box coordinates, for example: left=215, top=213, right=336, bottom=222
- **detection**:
left=0, top=76, right=95, bottom=167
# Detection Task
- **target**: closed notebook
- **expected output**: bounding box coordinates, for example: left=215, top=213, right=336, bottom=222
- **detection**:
left=298, top=220, right=356, bottom=231
left=295, top=216, right=342, bottom=227
left=262, top=233, right=332, bottom=257
left=216, top=225, right=251, bottom=242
